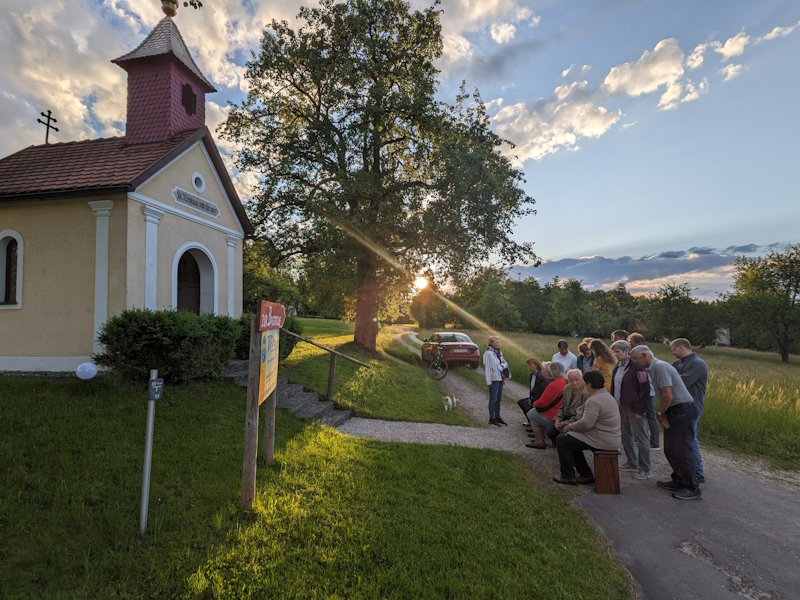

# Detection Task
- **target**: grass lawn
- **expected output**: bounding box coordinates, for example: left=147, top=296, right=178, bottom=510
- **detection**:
left=0, top=375, right=633, bottom=599
left=280, top=319, right=473, bottom=426
left=420, top=327, right=800, bottom=470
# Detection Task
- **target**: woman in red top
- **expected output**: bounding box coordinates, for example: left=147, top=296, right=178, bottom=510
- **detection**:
left=525, top=361, right=567, bottom=449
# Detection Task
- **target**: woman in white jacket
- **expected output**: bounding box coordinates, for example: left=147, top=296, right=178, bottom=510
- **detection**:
left=484, top=336, right=509, bottom=426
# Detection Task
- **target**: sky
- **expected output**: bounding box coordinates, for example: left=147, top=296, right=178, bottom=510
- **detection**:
left=1, top=0, right=798, bottom=298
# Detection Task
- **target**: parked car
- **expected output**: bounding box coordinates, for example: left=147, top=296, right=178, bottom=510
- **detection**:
left=421, top=332, right=480, bottom=369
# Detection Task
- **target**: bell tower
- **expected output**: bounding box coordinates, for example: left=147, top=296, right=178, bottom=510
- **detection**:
left=112, top=6, right=216, bottom=145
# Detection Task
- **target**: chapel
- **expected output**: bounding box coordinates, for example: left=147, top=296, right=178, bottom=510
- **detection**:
left=0, top=7, right=253, bottom=372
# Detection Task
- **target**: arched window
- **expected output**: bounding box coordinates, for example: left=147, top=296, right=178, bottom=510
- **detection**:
left=0, top=230, right=23, bottom=309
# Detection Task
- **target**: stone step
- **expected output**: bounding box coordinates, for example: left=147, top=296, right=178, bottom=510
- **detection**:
left=222, top=360, right=351, bottom=428
left=294, top=399, right=335, bottom=421
left=318, top=409, right=351, bottom=428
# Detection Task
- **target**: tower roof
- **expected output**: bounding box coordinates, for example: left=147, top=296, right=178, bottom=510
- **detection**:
left=112, top=16, right=216, bottom=92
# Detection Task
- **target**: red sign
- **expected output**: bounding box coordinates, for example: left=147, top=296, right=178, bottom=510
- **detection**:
left=258, top=300, right=286, bottom=331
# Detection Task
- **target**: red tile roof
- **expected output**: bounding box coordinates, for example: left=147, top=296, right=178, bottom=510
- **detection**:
left=112, top=16, right=215, bottom=92
left=0, top=130, right=196, bottom=198
left=0, top=127, right=253, bottom=234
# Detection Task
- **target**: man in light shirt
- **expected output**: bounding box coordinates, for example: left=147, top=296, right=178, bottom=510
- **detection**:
left=552, top=339, right=578, bottom=373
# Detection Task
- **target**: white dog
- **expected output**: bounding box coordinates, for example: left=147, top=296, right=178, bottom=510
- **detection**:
left=442, top=394, right=459, bottom=411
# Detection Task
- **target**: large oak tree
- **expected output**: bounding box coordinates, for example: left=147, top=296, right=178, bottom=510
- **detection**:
left=223, top=0, right=536, bottom=349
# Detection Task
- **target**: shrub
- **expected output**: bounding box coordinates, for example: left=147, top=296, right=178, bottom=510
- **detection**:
left=234, top=314, right=304, bottom=361
left=94, top=309, right=240, bottom=384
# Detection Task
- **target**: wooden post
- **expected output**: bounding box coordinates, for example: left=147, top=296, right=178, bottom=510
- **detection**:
left=240, top=315, right=261, bottom=511
left=262, top=389, right=276, bottom=465
left=326, top=354, right=337, bottom=402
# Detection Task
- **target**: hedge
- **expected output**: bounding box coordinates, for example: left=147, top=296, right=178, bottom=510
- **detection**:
left=94, top=309, right=240, bottom=384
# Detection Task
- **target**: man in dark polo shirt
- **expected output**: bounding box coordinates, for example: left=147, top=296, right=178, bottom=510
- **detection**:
left=631, top=346, right=701, bottom=500
left=671, top=338, right=708, bottom=483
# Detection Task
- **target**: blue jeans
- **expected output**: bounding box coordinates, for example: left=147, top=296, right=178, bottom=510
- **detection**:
left=620, top=409, right=651, bottom=472
left=546, top=422, right=561, bottom=447
left=663, top=403, right=700, bottom=491
left=488, top=381, right=503, bottom=419
left=645, top=396, right=660, bottom=447
left=556, top=433, right=595, bottom=479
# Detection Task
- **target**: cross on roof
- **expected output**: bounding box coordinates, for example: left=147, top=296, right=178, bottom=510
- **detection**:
left=37, top=110, right=59, bottom=145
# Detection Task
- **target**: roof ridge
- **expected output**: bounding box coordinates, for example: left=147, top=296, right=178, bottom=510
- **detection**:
left=23, top=136, right=126, bottom=150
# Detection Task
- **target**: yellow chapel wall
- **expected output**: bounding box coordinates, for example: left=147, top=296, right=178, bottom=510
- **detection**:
left=136, top=143, right=243, bottom=234
left=0, top=195, right=128, bottom=360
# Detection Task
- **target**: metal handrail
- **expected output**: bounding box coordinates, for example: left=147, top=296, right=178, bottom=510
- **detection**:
left=280, top=327, right=370, bottom=403
left=280, top=328, right=371, bottom=368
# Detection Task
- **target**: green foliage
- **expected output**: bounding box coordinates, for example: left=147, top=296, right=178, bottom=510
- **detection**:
left=549, top=279, right=597, bottom=335
left=637, top=283, right=718, bottom=347
left=93, top=309, right=239, bottom=383
left=234, top=314, right=305, bottom=361
left=724, top=245, right=800, bottom=362
left=0, top=374, right=633, bottom=599
left=472, top=282, right=526, bottom=330
left=242, top=240, right=300, bottom=314
left=222, top=0, right=535, bottom=348
left=409, top=284, right=450, bottom=328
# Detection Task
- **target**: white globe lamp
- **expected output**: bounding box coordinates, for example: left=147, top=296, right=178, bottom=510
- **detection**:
left=76, top=362, right=98, bottom=381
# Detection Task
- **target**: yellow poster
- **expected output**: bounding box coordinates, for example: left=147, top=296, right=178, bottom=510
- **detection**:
left=258, top=328, right=280, bottom=405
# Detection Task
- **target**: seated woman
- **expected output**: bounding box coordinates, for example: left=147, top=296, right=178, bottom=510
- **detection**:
left=577, top=342, right=594, bottom=372
left=590, top=338, right=616, bottom=391
left=552, top=370, right=622, bottom=485
left=518, top=357, right=550, bottom=420
left=525, top=361, right=566, bottom=449
left=545, top=369, right=590, bottom=447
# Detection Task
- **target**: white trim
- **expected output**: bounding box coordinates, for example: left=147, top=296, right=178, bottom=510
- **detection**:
left=0, top=229, right=24, bottom=310
left=88, top=201, right=113, bottom=354
left=128, top=192, right=244, bottom=239
left=132, top=139, right=245, bottom=236
left=0, top=356, right=93, bottom=372
left=191, top=172, right=206, bottom=193
left=226, top=235, right=237, bottom=317
left=142, top=206, right=165, bottom=310
left=172, top=241, right=218, bottom=315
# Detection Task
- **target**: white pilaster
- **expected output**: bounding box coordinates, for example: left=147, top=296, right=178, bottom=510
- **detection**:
left=226, top=235, right=237, bottom=317
left=88, top=200, right=114, bottom=354
left=142, top=206, right=166, bottom=310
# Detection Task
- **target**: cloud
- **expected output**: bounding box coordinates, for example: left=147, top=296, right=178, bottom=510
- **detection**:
left=680, top=78, right=708, bottom=103
left=686, top=42, right=719, bottom=70
left=620, top=121, right=637, bottom=130
left=491, top=82, right=621, bottom=163
left=561, top=64, right=592, bottom=79
left=757, top=21, right=800, bottom=43
left=714, top=31, right=750, bottom=61
left=469, top=38, right=545, bottom=80
left=508, top=244, right=788, bottom=298
left=602, top=39, right=685, bottom=110
left=513, top=7, right=540, bottom=27
left=719, top=64, right=743, bottom=81
left=490, top=22, right=516, bottom=44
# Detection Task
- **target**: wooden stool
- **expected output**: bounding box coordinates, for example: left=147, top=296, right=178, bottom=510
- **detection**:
left=593, top=450, right=621, bottom=494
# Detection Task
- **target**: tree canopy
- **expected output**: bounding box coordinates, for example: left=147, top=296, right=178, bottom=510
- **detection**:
left=222, top=0, right=536, bottom=349
left=725, top=245, right=800, bottom=362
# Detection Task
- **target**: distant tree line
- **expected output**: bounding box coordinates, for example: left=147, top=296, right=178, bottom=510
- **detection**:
left=246, top=241, right=800, bottom=363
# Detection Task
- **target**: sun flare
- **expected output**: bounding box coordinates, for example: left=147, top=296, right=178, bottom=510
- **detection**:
left=414, top=277, right=428, bottom=290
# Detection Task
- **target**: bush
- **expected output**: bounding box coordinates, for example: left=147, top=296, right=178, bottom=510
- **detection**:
left=234, top=314, right=304, bottom=362
left=94, top=309, right=240, bottom=384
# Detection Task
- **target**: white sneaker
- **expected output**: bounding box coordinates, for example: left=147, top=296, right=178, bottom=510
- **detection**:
left=633, top=470, right=652, bottom=480
left=651, top=445, right=661, bottom=450
left=619, top=463, right=638, bottom=472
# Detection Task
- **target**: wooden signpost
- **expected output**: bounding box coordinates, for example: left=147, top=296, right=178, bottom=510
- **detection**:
left=240, top=300, right=285, bottom=511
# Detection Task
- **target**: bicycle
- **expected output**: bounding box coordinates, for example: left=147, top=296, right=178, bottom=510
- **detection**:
left=428, top=345, right=449, bottom=380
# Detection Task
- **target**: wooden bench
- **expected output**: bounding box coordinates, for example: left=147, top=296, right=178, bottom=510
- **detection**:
left=593, top=450, right=621, bottom=494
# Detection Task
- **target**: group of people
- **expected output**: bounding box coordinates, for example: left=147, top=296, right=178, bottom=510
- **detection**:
left=484, top=331, right=708, bottom=500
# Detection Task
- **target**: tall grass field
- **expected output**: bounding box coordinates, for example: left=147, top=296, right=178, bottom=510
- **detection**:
left=418, top=327, right=800, bottom=470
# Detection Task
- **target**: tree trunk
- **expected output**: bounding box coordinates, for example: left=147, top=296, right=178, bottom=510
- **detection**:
left=353, top=254, right=379, bottom=350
